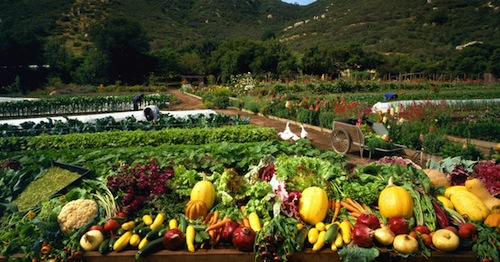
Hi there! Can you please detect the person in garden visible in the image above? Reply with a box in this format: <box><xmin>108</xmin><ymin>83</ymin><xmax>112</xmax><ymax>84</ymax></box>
<box><xmin>144</xmin><ymin>105</ymin><xmax>160</xmax><ymax>125</ymax></box>
<box><xmin>133</xmin><ymin>94</ymin><xmax>144</xmax><ymax>111</ymax></box>
<box><xmin>383</xmin><ymin>92</ymin><xmax>398</xmax><ymax>101</ymax></box>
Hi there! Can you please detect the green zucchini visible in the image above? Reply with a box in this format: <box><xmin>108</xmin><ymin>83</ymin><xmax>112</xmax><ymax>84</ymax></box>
<box><xmin>98</xmin><ymin>238</ymin><xmax>111</xmax><ymax>254</ymax></box>
<box><xmin>116</xmin><ymin>228</ymin><xmax>126</xmax><ymax>236</ymax></box>
<box><xmin>295</xmin><ymin>227</ymin><xmax>309</xmax><ymax>252</ymax></box>
<box><xmin>138</xmin><ymin>226</ymin><xmax>152</xmax><ymax>237</ymax></box>
<box><xmin>192</xmin><ymin>224</ymin><xmax>208</xmax><ymax>231</ymax></box>
<box><xmin>178</xmin><ymin>214</ymin><xmax>188</xmax><ymax>234</ymax></box>
<box><xmin>324</xmin><ymin>223</ymin><xmax>339</xmax><ymax>245</ymax></box>
<box><xmin>145</xmin><ymin>224</ymin><xmax>166</xmax><ymax>241</ymax></box>
<box><xmin>158</xmin><ymin>227</ymin><xmax>168</xmax><ymax>238</ymax></box>
<box><xmin>132</xmin><ymin>222</ymin><xmax>146</xmax><ymax>234</ymax></box>
<box><xmin>108</xmin><ymin>237</ymin><xmax>117</xmax><ymax>252</ymax></box>
<box><xmin>194</xmin><ymin>231</ymin><xmax>203</xmax><ymax>244</ymax></box>
<box><xmin>135</xmin><ymin>238</ymin><xmax>164</xmax><ymax>260</ymax></box>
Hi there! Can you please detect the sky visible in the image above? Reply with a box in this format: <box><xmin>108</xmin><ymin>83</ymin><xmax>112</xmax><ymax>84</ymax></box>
<box><xmin>281</xmin><ymin>0</ymin><xmax>317</xmax><ymax>5</ymax></box>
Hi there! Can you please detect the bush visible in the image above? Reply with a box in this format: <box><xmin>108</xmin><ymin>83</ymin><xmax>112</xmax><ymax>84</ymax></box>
<box><xmin>297</xmin><ymin>108</ymin><xmax>319</xmax><ymax>126</ymax></box>
<box><xmin>390</xmin><ymin>121</ymin><xmax>427</xmax><ymax>150</ymax></box>
<box><xmin>270</xmin><ymin>83</ymin><xmax>287</xmax><ymax>94</ymax></box>
<box><xmin>422</xmin><ymin>132</ymin><xmax>446</xmax><ymax>155</ymax></box>
<box><xmin>319</xmin><ymin>111</ymin><xmax>336</xmax><ymax>129</ymax></box>
<box><xmin>439</xmin><ymin>143</ymin><xmax>484</xmax><ymax>160</ymax></box>
<box><xmin>242</xmin><ymin>96</ymin><xmax>265</xmax><ymax>114</ymax></box>
<box><xmin>201</xmin><ymin>89</ymin><xmax>230</xmax><ymax>109</ymax></box>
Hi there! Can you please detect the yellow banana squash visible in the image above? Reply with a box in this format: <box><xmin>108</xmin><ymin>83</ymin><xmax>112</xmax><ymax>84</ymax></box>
<box><xmin>450</xmin><ymin>190</ymin><xmax>490</xmax><ymax>222</ymax></box>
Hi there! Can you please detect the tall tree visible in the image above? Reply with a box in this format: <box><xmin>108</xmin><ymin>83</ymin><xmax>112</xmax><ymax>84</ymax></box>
<box><xmin>86</xmin><ymin>18</ymin><xmax>154</xmax><ymax>85</ymax></box>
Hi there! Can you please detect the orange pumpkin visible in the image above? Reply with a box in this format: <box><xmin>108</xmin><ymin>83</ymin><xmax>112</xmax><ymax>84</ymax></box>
<box><xmin>185</xmin><ymin>200</ymin><xmax>208</xmax><ymax>220</ymax></box>
<box><xmin>484</xmin><ymin>207</ymin><xmax>500</xmax><ymax>227</ymax></box>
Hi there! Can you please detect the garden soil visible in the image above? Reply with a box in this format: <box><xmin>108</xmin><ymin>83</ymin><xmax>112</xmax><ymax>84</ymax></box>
<box><xmin>167</xmin><ymin>87</ymin><xmax>377</xmax><ymax>166</ymax></box>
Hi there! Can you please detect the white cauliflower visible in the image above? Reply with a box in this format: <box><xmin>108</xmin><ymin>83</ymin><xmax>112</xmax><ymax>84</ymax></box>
<box><xmin>57</xmin><ymin>199</ymin><xmax>99</xmax><ymax>234</ymax></box>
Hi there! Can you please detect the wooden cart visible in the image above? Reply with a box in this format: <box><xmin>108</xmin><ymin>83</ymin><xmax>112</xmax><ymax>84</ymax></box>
<box><xmin>330</xmin><ymin>119</ymin><xmax>406</xmax><ymax>159</ymax></box>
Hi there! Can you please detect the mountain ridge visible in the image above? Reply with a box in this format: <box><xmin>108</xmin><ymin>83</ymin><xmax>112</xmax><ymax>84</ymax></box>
<box><xmin>1</xmin><ymin>0</ymin><xmax>498</xmax><ymax>56</ymax></box>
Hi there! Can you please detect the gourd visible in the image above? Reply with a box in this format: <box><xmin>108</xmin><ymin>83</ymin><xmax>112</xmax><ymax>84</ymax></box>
<box><xmin>449</xmin><ymin>190</ymin><xmax>490</xmax><ymax>222</ymax></box>
<box><xmin>378</xmin><ymin>177</ymin><xmax>414</xmax><ymax>219</ymax></box>
<box><xmin>464</xmin><ymin>178</ymin><xmax>500</xmax><ymax>211</ymax></box>
<box><xmin>444</xmin><ymin>185</ymin><xmax>467</xmax><ymax>199</ymax></box>
<box><xmin>423</xmin><ymin>169</ymin><xmax>450</xmax><ymax>188</ymax></box>
<box><xmin>484</xmin><ymin>207</ymin><xmax>500</xmax><ymax>227</ymax></box>
<box><xmin>185</xmin><ymin>200</ymin><xmax>208</xmax><ymax>220</ymax></box>
<box><xmin>190</xmin><ymin>175</ymin><xmax>216</xmax><ymax>210</ymax></box>
<box><xmin>436</xmin><ymin>195</ymin><xmax>454</xmax><ymax>209</ymax></box>
<box><xmin>298</xmin><ymin>187</ymin><xmax>329</xmax><ymax>225</ymax></box>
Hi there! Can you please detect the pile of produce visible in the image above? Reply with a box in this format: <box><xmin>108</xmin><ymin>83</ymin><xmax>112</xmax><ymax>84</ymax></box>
<box><xmin>1</xmin><ymin>155</ymin><xmax>499</xmax><ymax>262</ymax></box>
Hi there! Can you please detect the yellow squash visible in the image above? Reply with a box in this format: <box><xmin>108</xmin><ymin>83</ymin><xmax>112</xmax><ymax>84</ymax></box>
<box><xmin>423</xmin><ymin>169</ymin><xmax>450</xmax><ymax>188</ymax></box>
<box><xmin>190</xmin><ymin>175</ymin><xmax>216</xmax><ymax>210</ymax></box>
<box><xmin>465</xmin><ymin>178</ymin><xmax>500</xmax><ymax>210</ymax></box>
<box><xmin>437</xmin><ymin>195</ymin><xmax>454</xmax><ymax>209</ymax></box>
<box><xmin>298</xmin><ymin>186</ymin><xmax>329</xmax><ymax>225</ymax></box>
<box><xmin>444</xmin><ymin>185</ymin><xmax>467</xmax><ymax>199</ymax></box>
<box><xmin>378</xmin><ymin>177</ymin><xmax>414</xmax><ymax>219</ymax></box>
<box><xmin>450</xmin><ymin>190</ymin><xmax>490</xmax><ymax>222</ymax></box>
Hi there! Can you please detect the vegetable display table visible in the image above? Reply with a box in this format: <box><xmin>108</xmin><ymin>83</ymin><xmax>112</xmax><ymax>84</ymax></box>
<box><xmin>77</xmin><ymin>249</ymin><xmax>477</xmax><ymax>262</ymax></box>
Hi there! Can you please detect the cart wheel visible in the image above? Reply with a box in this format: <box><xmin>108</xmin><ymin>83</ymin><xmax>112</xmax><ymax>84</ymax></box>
<box><xmin>330</xmin><ymin>128</ymin><xmax>351</xmax><ymax>154</ymax></box>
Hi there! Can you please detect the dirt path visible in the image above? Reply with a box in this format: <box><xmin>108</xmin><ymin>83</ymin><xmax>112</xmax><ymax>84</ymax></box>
<box><xmin>167</xmin><ymin>87</ymin><xmax>376</xmax><ymax>166</ymax></box>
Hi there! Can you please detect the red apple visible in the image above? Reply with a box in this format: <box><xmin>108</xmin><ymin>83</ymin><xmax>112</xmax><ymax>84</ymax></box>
<box><xmin>432</xmin><ymin>229</ymin><xmax>460</xmax><ymax>252</ymax></box>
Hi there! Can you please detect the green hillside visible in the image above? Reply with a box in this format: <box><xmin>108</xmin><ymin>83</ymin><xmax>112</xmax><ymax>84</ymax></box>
<box><xmin>281</xmin><ymin>0</ymin><xmax>500</xmax><ymax>56</ymax></box>
<box><xmin>2</xmin><ymin>0</ymin><xmax>498</xmax><ymax>56</ymax></box>
<box><xmin>0</xmin><ymin>0</ymin><xmax>499</xmax><ymax>89</ymax></box>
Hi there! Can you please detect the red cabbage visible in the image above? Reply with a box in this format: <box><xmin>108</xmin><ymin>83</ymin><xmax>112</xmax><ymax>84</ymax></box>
<box><xmin>473</xmin><ymin>160</ymin><xmax>500</xmax><ymax>196</ymax></box>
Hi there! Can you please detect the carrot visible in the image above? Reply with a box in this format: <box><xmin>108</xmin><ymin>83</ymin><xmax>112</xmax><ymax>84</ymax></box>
<box><xmin>205</xmin><ymin>216</ymin><xmax>231</xmax><ymax>232</ymax></box>
<box><xmin>210</xmin><ymin>210</ymin><xmax>219</xmax><ymax>226</ymax></box>
<box><xmin>214</xmin><ymin>228</ymin><xmax>222</xmax><ymax>244</ymax></box>
<box><xmin>349</xmin><ymin>212</ymin><xmax>361</xmax><ymax>218</ymax></box>
<box><xmin>208</xmin><ymin>229</ymin><xmax>216</xmax><ymax>244</ymax></box>
<box><xmin>345</xmin><ymin>197</ymin><xmax>365</xmax><ymax>213</ymax></box>
<box><xmin>240</xmin><ymin>205</ymin><xmax>245</xmax><ymax>214</ymax></box>
<box><xmin>242</xmin><ymin>217</ymin><xmax>250</xmax><ymax>228</ymax></box>
<box><xmin>340</xmin><ymin>200</ymin><xmax>360</xmax><ymax>213</ymax></box>
<box><xmin>331</xmin><ymin>199</ymin><xmax>341</xmax><ymax>223</ymax></box>
<box><xmin>202</xmin><ymin>212</ymin><xmax>213</xmax><ymax>225</ymax></box>
<box><xmin>361</xmin><ymin>203</ymin><xmax>371</xmax><ymax>213</ymax></box>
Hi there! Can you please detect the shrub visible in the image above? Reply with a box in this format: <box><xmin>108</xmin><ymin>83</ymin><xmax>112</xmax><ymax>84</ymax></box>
<box><xmin>319</xmin><ymin>111</ymin><xmax>336</xmax><ymax>129</ymax></box>
<box><xmin>439</xmin><ymin>143</ymin><xmax>484</xmax><ymax>160</ymax></box>
<box><xmin>201</xmin><ymin>89</ymin><xmax>230</xmax><ymax>109</ymax></box>
<box><xmin>422</xmin><ymin>132</ymin><xmax>446</xmax><ymax>155</ymax></box>
<box><xmin>242</xmin><ymin>96</ymin><xmax>264</xmax><ymax>114</ymax></box>
<box><xmin>297</xmin><ymin>108</ymin><xmax>319</xmax><ymax>126</ymax></box>
<box><xmin>270</xmin><ymin>83</ymin><xmax>287</xmax><ymax>94</ymax></box>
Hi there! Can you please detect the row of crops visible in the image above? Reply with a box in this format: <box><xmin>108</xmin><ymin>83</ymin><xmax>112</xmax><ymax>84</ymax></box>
<box><xmin>0</xmin><ymin>113</ymin><xmax>250</xmax><ymax>137</ymax></box>
<box><xmin>0</xmin><ymin>94</ymin><xmax>172</xmax><ymax>118</ymax></box>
